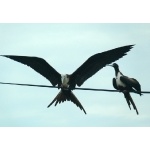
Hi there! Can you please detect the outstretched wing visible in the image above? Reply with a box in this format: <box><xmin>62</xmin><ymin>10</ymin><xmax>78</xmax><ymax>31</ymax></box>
<box><xmin>70</xmin><ymin>45</ymin><xmax>134</xmax><ymax>88</ymax></box>
<box><xmin>1</xmin><ymin>55</ymin><xmax>61</xmax><ymax>86</ymax></box>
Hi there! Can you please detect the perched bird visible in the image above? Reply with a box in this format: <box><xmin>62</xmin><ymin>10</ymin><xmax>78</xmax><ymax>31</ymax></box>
<box><xmin>1</xmin><ymin>45</ymin><xmax>133</xmax><ymax>114</ymax></box>
<box><xmin>108</xmin><ymin>63</ymin><xmax>142</xmax><ymax>115</ymax></box>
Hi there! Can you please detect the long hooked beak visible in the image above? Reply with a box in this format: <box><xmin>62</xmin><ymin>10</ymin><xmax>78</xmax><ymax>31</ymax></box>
<box><xmin>107</xmin><ymin>64</ymin><xmax>113</xmax><ymax>67</ymax></box>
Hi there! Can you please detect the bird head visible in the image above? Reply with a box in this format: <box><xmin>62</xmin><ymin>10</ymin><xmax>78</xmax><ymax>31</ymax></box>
<box><xmin>107</xmin><ymin>63</ymin><xmax>119</xmax><ymax>69</ymax></box>
<box><xmin>112</xmin><ymin>63</ymin><xmax>119</xmax><ymax>69</ymax></box>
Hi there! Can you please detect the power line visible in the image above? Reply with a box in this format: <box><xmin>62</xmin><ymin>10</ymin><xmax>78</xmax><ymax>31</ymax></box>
<box><xmin>0</xmin><ymin>81</ymin><xmax>150</xmax><ymax>94</ymax></box>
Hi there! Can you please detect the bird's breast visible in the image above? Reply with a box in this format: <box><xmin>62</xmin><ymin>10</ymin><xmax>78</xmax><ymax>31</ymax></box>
<box><xmin>61</xmin><ymin>74</ymin><xmax>70</xmax><ymax>88</ymax></box>
<box><xmin>116</xmin><ymin>72</ymin><xmax>126</xmax><ymax>88</ymax></box>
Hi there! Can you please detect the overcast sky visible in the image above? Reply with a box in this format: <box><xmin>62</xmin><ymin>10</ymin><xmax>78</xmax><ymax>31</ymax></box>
<box><xmin>0</xmin><ymin>23</ymin><xmax>150</xmax><ymax>127</ymax></box>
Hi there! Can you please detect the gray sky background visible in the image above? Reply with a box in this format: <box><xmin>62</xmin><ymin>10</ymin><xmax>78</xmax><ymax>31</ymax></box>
<box><xmin>0</xmin><ymin>23</ymin><xmax>150</xmax><ymax>127</ymax></box>
<box><xmin>1</xmin><ymin>0</ymin><xmax>150</xmax><ymax>149</ymax></box>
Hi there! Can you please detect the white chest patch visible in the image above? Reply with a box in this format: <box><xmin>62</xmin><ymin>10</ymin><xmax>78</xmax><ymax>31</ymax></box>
<box><xmin>116</xmin><ymin>72</ymin><xmax>126</xmax><ymax>88</ymax></box>
<box><xmin>61</xmin><ymin>74</ymin><xmax>69</xmax><ymax>88</ymax></box>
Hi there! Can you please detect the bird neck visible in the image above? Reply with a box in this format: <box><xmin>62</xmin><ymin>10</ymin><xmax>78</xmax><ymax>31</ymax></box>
<box><xmin>114</xmin><ymin>67</ymin><xmax>120</xmax><ymax>77</ymax></box>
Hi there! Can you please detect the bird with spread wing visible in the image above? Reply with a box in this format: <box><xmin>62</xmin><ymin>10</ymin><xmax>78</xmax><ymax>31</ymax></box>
<box><xmin>1</xmin><ymin>45</ymin><xmax>134</xmax><ymax>114</ymax></box>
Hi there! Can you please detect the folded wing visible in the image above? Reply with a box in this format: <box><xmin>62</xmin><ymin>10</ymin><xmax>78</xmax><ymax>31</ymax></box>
<box><xmin>120</xmin><ymin>75</ymin><xmax>141</xmax><ymax>95</ymax></box>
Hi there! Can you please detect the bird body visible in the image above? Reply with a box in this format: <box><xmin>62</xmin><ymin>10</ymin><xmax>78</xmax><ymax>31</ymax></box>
<box><xmin>109</xmin><ymin>63</ymin><xmax>141</xmax><ymax>115</ymax></box>
<box><xmin>1</xmin><ymin>45</ymin><xmax>134</xmax><ymax>114</ymax></box>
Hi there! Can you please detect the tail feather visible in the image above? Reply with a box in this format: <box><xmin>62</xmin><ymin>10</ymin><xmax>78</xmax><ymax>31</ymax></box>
<box><xmin>47</xmin><ymin>90</ymin><xmax>86</xmax><ymax>114</ymax></box>
<box><xmin>125</xmin><ymin>97</ymin><xmax>131</xmax><ymax>110</ymax></box>
<box><xmin>69</xmin><ymin>91</ymin><xmax>87</xmax><ymax>114</ymax></box>
<box><xmin>123</xmin><ymin>91</ymin><xmax>139</xmax><ymax>115</ymax></box>
<box><xmin>47</xmin><ymin>91</ymin><xmax>61</xmax><ymax>107</ymax></box>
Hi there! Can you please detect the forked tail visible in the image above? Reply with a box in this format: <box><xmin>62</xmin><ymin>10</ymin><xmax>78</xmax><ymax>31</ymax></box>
<box><xmin>47</xmin><ymin>90</ymin><xmax>86</xmax><ymax>114</ymax></box>
<box><xmin>123</xmin><ymin>90</ymin><xmax>139</xmax><ymax>115</ymax></box>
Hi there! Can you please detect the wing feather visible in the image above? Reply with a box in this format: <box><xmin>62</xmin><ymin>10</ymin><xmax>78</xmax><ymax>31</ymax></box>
<box><xmin>1</xmin><ymin>55</ymin><xmax>61</xmax><ymax>86</ymax></box>
<box><xmin>71</xmin><ymin>45</ymin><xmax>134</xmax><ymax>87</ymax></box>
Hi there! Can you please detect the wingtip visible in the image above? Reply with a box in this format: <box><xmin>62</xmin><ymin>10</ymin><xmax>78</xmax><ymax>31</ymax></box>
<box><xmin>121</xmin><ymin>44</ymin><xmax>135</xmax><ymax>50</ymax></box>
<box><xmin>121</xmin><ymin>44</ymin><xmax>135</xmax><ymax>54</ymax></box>
<box><xmin>125</xmin><ymin>44</ymin><xmax>135</xmax><ymax>50</ymax></box>
<box><xmin>0</xmin><ymin>55</ymin><xmax>10</xmax><ymax>58</ymax></box>
<box><xmin>130</xmin><ymin>44</ymin><xmax>135</xmax><ymax>49</ymax></box>
<box><xmin>1</xmin><ymin>55</ymin><xmax>24</xmax><ymax>57</ymax></box>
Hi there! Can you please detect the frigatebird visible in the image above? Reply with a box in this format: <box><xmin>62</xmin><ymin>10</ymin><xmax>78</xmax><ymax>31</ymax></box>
<box><xmin>1</xmin><ymin>45</ymin><xmax>134</xmax><ymax>114</ymax></box>
<box><xmin>108</xmin><ymin>63</ymin><xmax>142</xmax><ymax>115</ymax></box>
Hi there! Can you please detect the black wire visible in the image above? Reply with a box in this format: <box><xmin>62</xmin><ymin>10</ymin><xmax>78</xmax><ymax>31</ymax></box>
<box><xmin>0</xmin><ymin>81</ymin><xmax>150</xmax><ymax>94</ymax></box>
<box><xmin>0</xmin><ymin>82</ymin><xmax>56</xmax><ymax>88</ymax></box>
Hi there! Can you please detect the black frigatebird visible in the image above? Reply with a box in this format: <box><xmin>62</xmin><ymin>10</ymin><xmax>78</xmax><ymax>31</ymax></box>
<box><xmin>108</xmin><ymin>63</ymin><xmax>142</xmax><ymax>115</ymax></box>
<box><xmin>1</xmin><ymin>45</ymin><xmax>134</xmax><ymax>114</ymax></box>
